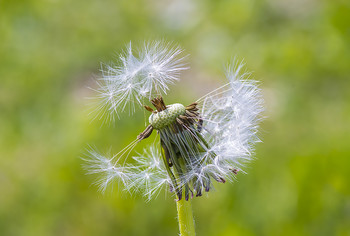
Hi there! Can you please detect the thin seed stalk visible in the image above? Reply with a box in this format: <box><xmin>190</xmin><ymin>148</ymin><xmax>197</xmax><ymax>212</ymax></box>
<box><xmin>176</xmin><ymin>197</ymin><xmax>196</xmax><ymax>236</ymax></box>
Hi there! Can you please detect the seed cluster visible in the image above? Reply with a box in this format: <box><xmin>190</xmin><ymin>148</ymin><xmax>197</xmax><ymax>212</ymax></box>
<box><xmin>86</xmin><ymin>42</ymin><xmax>263</xmax><ymax>203</ymax></box>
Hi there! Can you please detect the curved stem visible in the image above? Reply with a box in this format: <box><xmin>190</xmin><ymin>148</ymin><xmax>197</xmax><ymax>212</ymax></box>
<box><xmin>176</xmin><ymin>199</ymin><xmax>196</xmax><ymax>236</ymax></box>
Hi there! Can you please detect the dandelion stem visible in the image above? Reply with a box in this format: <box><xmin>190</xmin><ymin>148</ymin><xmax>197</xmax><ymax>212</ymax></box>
<box><xmin>176</xmin><ymin>198</ymin><xmax>196</xmax><ymax>236</ymax></box>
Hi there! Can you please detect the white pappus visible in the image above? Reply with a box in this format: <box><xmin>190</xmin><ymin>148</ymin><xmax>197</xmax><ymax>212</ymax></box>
<box><xmin>85</xmin><ymin>41</ymin><xmax>264</xmax><ymax>201</ymax></box>
<box><xmin>89</xmin><ymin>41</ymin><xmax>188</xmax><ymax>123</ymax></box>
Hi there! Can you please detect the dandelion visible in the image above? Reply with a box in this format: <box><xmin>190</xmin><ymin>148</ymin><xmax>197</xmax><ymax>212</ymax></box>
<box><xmin>84</xmin><ymin>41</ymin><xmax>264</xmax><ymax>236</ymax></box>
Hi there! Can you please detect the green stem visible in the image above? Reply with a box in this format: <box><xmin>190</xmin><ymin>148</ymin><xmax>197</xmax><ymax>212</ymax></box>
<box><xmin>176</xmin><ymin>198</ymin><xmax>196</xmax><ymax>236</ymax></box>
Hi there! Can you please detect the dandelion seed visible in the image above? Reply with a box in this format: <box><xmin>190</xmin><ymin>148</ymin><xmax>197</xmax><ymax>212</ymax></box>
<box><xmin>85</xmin><ymin>42</ymin><xmax>263</xmax><ymax>202</ymax></box>
<box><xmin>89</xmin><ymin>41</ymin><xmax>188</xmax><ymax>123</ymax></box>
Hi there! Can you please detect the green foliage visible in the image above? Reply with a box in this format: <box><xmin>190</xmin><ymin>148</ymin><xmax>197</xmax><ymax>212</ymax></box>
<box><xmin>1</xmin><ymin>0</ymin><xmax>349</xmax><ymax>235</ymax></box>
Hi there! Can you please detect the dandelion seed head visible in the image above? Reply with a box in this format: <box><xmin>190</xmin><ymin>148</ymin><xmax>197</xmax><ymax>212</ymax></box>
<box><xmin>85</xmin><ymin>45</ymin><xmax>263</xmax><ymax>201</ymax></box>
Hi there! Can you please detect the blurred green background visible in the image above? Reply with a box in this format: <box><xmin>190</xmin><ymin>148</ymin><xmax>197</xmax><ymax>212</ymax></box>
<box><xmin>1</xmin><ymin>0</ymin><xmax>350</xmax><ymax>235</ymax></box>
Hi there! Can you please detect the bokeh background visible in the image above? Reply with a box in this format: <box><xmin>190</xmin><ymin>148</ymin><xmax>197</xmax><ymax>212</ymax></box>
<box><xmin>1</xmin><ymin>0</ymin><xmax>350</xmax><ymax>235</ymax></box>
